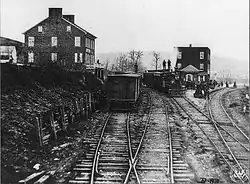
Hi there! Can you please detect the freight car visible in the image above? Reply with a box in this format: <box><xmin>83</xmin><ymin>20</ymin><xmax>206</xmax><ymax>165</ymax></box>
<box><xmin>106</xmin><ymin>73</ymin><xmax>141</xmax><ymax>111</ymax></box>
<box><xmin>143</xmin><ymin>70</ymin><xmax>185</xmax><ymax>96</ymax></box>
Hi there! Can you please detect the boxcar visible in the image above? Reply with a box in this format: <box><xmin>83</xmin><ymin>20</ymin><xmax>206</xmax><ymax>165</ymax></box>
<box><xmin>106</xmin><ymin>73</ymin><xmax>141</xmax><ymax>111</ymax></box>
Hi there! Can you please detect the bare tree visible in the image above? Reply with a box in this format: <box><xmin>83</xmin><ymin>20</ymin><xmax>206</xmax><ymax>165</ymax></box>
<box><xmin>114</xmin><ymin>53</ymin><xmax>128</xmax><ymax>72</ymax></box>
<box><xmin>219</xmin><ymin>69</ymin><xmax>232</xmax><ymax>83</ymax></box>
<box><xmin>112</xmin><ymin>50</ymin><xmax>145</xmax><ymax>72</ymax></box>
<box><xmin>128</xmin><ymin>49</ymin><xmax>144</xmax><ymax>72</ymax></box>
<box><xmin>152</xmin><ymin>51</ymin><xmax>160</xmax><ymax>70</ymax></box>
<box><xmin>104</xmin><ymin>59</ymin><xmax>110</xmax><ymax>70</ymax></box>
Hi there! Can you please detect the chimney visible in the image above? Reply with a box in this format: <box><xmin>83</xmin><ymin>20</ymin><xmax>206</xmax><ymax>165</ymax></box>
<box><xmin>49</xmin><ymin>8</ymin><xmax>62</xmax><ymax>17</ymax></box>
<box><xmin>63</xmin><ymin>15</ymin><xmax>75</xmax><ymax>24</ymax></box>
<box><xmin>189</xmin><ymin>44</ymin><xmax>192</xmax><ymax>47</ymax></box>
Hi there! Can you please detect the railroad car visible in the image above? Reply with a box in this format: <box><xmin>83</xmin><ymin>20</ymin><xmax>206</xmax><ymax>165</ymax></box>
<box><xmin>106</xmin><ymin>73</ymin><xmax>141</xmax><ymax>111</ymax></box>
<box><xmin>143</xmin><ymin>70</ymin><xmax>185</xmax><ymax>96</ymax></box>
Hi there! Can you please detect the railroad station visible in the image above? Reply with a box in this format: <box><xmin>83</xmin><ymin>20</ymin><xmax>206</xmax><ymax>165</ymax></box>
<box><xmin>1</xmin><ymin>3</ymin><xmax>249</xmax><ymax>184</ymax></box>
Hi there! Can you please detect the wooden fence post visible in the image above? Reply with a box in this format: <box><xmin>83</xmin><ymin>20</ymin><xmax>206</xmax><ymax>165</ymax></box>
<box><xmin>75</xmin><ymin>99</ymin><xmax>80</xmax><ymax>122</ymax></box>
<box><xmin>61</xmin><ymin>106</ymin><xmax>66</xmax><ymax>131</ymax></box>
<box><xmin>50</xmin><ymin>111</ymin><xmax>57</xmax><ymax>144</ymax></box>
<box><xmin>36</xmin><ymin>116</ymin><xmax>43</xmax><ymax>147</ymax></box>
<box><xmin>92</xmin><ymin>93</ymin><xmax>95</xmax><ymax>112</ymax></box>
<box><xmin>85</xmin><ymin>93</ymin><xmax>89</xmax><ymax>119</ymax></box>
<box><xmin>80</xmin><ymin>98</ymin><xmax>83</xmax><ymax>118</ymax></box>
<box><xmin>88</xmin><ymin>92</ymin><xmax>92</xmax><ymax>113</ymax></box>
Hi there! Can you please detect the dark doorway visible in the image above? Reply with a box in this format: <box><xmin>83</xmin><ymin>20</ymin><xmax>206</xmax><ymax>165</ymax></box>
<box><xmin>39</xmin><ymin>52</ymin><xmax>50</xmax><ymax>64</ymax></box>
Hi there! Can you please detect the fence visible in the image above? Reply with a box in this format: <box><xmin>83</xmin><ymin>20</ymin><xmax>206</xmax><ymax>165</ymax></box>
<box><xmin>35</xmin><ymin>91</ymin><xmax>95</xmax><ymax>148</ymax></box>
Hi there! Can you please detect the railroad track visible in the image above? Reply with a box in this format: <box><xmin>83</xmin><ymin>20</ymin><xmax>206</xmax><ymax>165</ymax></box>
<box><xmin>169</xmin><ymin>92</ymin><xmax>249</xmax><ymax>183</ymax></box>
<box><xmin>68</xmin><ymin>90</ymin><xmax>152</xmax><ymax>183</ymax></box>
<box><xmin>208</xmin><ymin>88</ymin><xmax>249</xmax><ymax>181</ymax></box>
<box><xmin>220</xmin><ymin>88</ymin><xmax>249</xmax><ymax>136</ymax></box>
<box><xmin>68</xmin><ymin>88</ymin><xmax>197</xmax><ymax>183</ymax></box>
<box><xmin>127</xmin><ymin>90</ymin><xmax>194</xmax><ymax>183</ymax></box>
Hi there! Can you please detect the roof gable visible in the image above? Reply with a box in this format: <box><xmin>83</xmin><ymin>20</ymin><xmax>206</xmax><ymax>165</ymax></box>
<box><xmin>23</xmin><ymin>18</ymin><xmax>49</xmax><ymax>34</ymax></box>
<box><xmin>23</xmin><ymin>16</ymin><xmax>97</xmax><ymax>39</ymax></box>
<box><xmin>180</xmin><ymin>65</ymin><xmax>200</xmax><ymax>73</ymax></box>
<box><xmin>62</xmin><ymin>18</ymin><xmax>97</xmax><ymax>38</ymax></box>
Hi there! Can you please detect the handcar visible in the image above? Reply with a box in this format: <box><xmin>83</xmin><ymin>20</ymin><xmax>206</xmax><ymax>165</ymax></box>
<box><xmin>106</xmin><ymin>73</ymin><xmax>141</xmax><ymax>111</ymax></box>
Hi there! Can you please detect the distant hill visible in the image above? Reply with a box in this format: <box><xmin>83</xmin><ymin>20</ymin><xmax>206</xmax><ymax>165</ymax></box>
<box><xmin>96</xmin><ymin>51</ymin><xmax>249</xmax><ymax>81</ymax></box>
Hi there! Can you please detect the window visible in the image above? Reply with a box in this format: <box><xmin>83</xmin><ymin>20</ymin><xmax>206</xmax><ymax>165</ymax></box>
<box><xmin>92</xmin><ymin>55</ymin><xmax>95</xmax><ymax>64</ymax></box>
<box><xmin>75</xmin><ymin>37</ymin><xmax>81</xmax><ymax>47</ymax></box>
<box><xmin>177</xmin><ymin>52</ymin><xmax>182</xmax><ymax>59</ymax></box>
<box><xmin>200</xmin><ymin>52</ymin><xmax>204</xmax><ymax>59</ymax></box>
<box><xmin>85</xmin><ymin>53</ymin><xmax>90</xmax><ymax>64</ymax></box>
<box><xmin>51</xmin><ymin>53</ymin><xmax>57</xmax><ymax>61</ymax></box>
<box><xmin>200</xmin><ymin>63</ymin><xmax>204</xmax><ymax>70</ymax></box>
<box><xmin>186</xmin><ymin>74</ymin><xmax>193</xmax><ymax>81</ymax></box>
<box><xmin>90</xmin><ymin>40</ymin><xmax>92</xmax><ymax>49</ymax></box>
<box><xmin>38</xmin><ymin>26</ymin><xmax>43</xmax><ymax>32</ymax></box>
<box><xmin>75</xmin><ymin>53</ymin><xmax>78</xmax><ymax>63</ymax></box>
<box><xmin>85</xmin><ymin>53</ymin><xmax>88</xmax><ymax>63</ymax></box>
<box><xmin>51</xmin><ymin>37</ymin><xmax>57</xmax><ymax>46</ymax></box>
<box><xmin>66</xmin><ymin>26</ymin><xmax>71</xmax><ymax>32</ymax></box>
<box><xmin>28</xmin><ymin>52</ymin><xmax>34</xmax><ymax>63</ymax></box>
<box><xmin>79</xmin><ymin>53</ymin><xmax>83</xmax><ymax>63</ymax></box>
<box><xmin>86</xmin><ymin>38</ymin><xmax>92</xmax><ymax>48</ymax></box>
<box><xmin>177</xmin><ymin>63</ymin><xmax>182</xmax><ymax>69</ymax></box>
<box><xmin>90</xmin><ymin>40</ymin><xmax>94</xmax><ymax>49</ymax></box>
<box><xmin>28</xmin><ymin>37</ymin><xmax>34</xmax><ymax>47</ymax></box>
<box><xmin>86</xmin><ymin>48</ymin><xmax>90</xmax><ymax>53</ymax></box>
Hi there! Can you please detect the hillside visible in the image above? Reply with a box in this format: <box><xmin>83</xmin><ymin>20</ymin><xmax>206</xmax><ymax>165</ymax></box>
<box><xmin>1</xmin><ymin>63</ymin><xmax>103</xmax><ymax>183</ymax></box>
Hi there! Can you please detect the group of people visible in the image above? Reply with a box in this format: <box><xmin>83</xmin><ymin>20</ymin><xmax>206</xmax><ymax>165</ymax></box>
<box><xmin>193</xmin><ymin>81</ymin><xmax>210</xmax><ymax>99</ymax></box>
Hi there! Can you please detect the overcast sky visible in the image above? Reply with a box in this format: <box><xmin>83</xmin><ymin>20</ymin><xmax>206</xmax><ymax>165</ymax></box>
<box><xmin>1</xmin><ymin>0</ymin><xmax>249</xmax><ymax>60</ymax></box>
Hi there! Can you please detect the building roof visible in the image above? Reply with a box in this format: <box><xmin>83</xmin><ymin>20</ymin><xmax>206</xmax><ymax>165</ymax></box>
<box><xmin>198</xmin><ymin>71</ymin><xmax>209</xmax><ymax>76</ymax></box>
<box><xmin>180</xmin><ymin>65</ymin><xmax>200</xmax><ymax>73</ymax></box>
<box><xmin>108</xmin><ymin>73</ymin><xmax>141</xmax><ymax>78</ymax></box>
<box><xmin>23</xmin><ymin>17</ymin><xmax>97</xmax><ymax>39</ymax></box>
<box><xmin>0</xmin><ymin>37</ymin><xmax>24</xmax><ymax>46</ymax></box>
<box><xmin>178</xmin><ymin>46</ymin><xmax>210</xmax><ymax>49</ymax></box>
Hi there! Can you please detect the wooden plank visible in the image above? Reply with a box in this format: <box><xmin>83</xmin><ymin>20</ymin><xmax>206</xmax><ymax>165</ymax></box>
<box><xmin>34</xmin><ymin>175</ymin><xmax>50</xmax><ymax>184</ymax></box>
<box><xmin>36</xmin><ymin>117</ymin><xmax>43</xmax><ymax>147</ymax></box>
<box><xmin>18</xmin><ymin>171</ymin><xmax>45</xmax><ymax>183</ymax></box>
<box><xmin>50</xmin><ymin>111</ymin><xmax>57</xmax><ymax>143</ymax></box>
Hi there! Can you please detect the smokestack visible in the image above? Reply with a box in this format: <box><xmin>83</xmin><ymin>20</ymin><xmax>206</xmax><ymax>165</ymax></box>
<box><xmin>63</xmin><ymin>15</ymin><xmax>75</xmax><ymax>24</ymax></box>
<box><xmin>49</xmin><ymin>8</ymin><xmax>62</xmax><ymax>18</ymax></box>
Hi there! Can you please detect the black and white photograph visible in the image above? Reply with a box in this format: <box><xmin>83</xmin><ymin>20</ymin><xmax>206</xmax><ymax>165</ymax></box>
<box><xmin>1</xmin><ymin>0</ymin><xmax>249</xmax><ymax>183</ymax></box>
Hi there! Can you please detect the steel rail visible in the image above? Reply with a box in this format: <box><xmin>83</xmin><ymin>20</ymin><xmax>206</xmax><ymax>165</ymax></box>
<box><xmin>208</xmin><ymin>91</ymin><xmax>249</xmax><ymax>182</ymax></box>
<box><xmin>171</xmin><ymin>97</ymin><xmax>246</xmax><ymax>184</ymax></box>
<box><xmin>219</xmin><ymin>89</ymin><xmax>249</xmax><ymax>141</ymax></box>
<box><xmin>163</xmin><ymin>100</ymin><xmax>174</xmax><ymax>183</ymax></box>
<box><xmin>90</xmin><ymin>113</ymin><xmax>112</xmax><ymax>184</ymax></box>
<box><xmin>124</xmin><ymin>92</ymin><xmax>152</xmax><ymax>184</ymax></box>
<box><xmin>125</xmin><ymin>112</ymin><xmax>141</xmax><ymax>184</ymax></box>
<box><xmin>184</xmin><ymin>94</ymin><xmax>249</xmax><ymax>174</ymax></box>
<box><xmin>184</xmin><ymin>95</ymin><xmax>249</xmax><ymax>151</ymax></box>
<box><xmin>217</xmin><ymin>125</ymin><xmax>249</xmax><ymax>152</ymax></box>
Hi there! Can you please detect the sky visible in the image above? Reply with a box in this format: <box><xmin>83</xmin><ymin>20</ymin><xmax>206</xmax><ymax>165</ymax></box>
<box><xmin>1</xmin><ymin>0</ymin><xmax>249</xmax><ymax>60</ymax></box>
